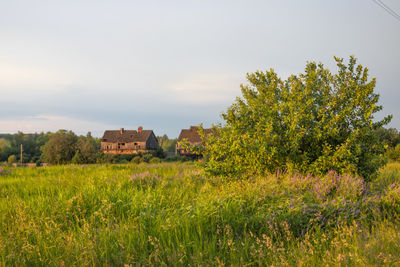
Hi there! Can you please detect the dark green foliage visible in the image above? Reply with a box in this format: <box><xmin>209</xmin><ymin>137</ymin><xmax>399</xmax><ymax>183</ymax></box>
<box><xmin>71</xmin><ymin>150</ymin><xmax>85</xmax><ymax>164</ymax></box>
<box><xmin>387</xmin><ymin>144</ymin><xmax>400</xmax><ymax>161</ymax></box>
<box><xmin>157</xmin><ymin>134</ymin><xmax>177</xmax><ymax>152</ymax></box>
<box><xmin>40</xmin><ymin>130</ymin><xmax>101</xmax><ymax>165</ymax></box>
<box><xmin>0</xmin><ymin>139</ymin><xmax>10</xmax><ymax>158</ymax></box>
<box><xmin>0</xmin><ymin>132</ymin><xmax>49</xmax><ymax>163</ymax></box>
<box><xmin>7</xmin><ymin>155</ymin><xmax>16</xmax><ymax>164</ymax></box>
<box><xmin>98</xmin><ymin>153</ymin><xmax>141</xmax><ymax>164</ymax></box>
<box><xmin>97</xmin><ymin>153</ymin><xmax>114</xmax><ymax>164</ymax></box>
<box><xmin>149</xmin><ymin>157</ymin><xmax>161</xmax><ymax>164</ymax></box>
<box><xmin>141</xmin><ymin>153</ymin><xmax>153</xmax><ymax>163</ymax></box>
<box><xmin>151</xmin><ymin>147</ymin><xmax>166</xmax><ymax>159</ymax></box>
<box><xmin>0</xmin><ymin>131</ymin><xmax>102</xmax><ymax>165</ymax></box>
<box><xmin>118</xmin><ymin>154</ymin><xmax>136</xmax><ymax>163</ymax></box>
<box><xmin>200</xmin><ymin>57</ymin><xmax>391</xmax><ymax>180</ymax></box>
<box><xmin>131</xmin><ymin>155</ymin><xmax>141</xmax><ymax>164</ymax></box>
<box><xmin>375</xmin><ymin>127</ymin><xmax>400</xmax><ymax>148</ymax></box>
<box><xmin>163</xmin><ymin>155</ymin><xmax>192</xmax><ymax>162</ymax></box>
<box><xmin>40</xmin><ymin>130</ymin><xmax>78</xmax><ymax>164</ymax></box>
<box><xmin>74</xmin><ymin>132</ymin><xmax>99</xmax><ymax>164</ymax></box>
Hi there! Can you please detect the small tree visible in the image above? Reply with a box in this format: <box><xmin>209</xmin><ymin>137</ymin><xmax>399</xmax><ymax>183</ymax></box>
<box><xmin>71</xmin><ymin>150</ymin><xmax>85</xmax><ymax>164</ymax></box>
<box><xmin>40</xmin><ymin>130</ymin><xmax>78</xmax><ymax>164</ymax></box>
<box><xmin>8</xmin><ymin>155</ymin><xmax>16</xmax><ymax>164</ymax></box>
<box><xmin>200</xmin><ymin>56</ymin><xmax>391</xmax><ymax>180</ymax></box>
<box><xmin>75</xmin><ymin>133</ymin><xmax>99</xmax><ymax>164</ymax></box>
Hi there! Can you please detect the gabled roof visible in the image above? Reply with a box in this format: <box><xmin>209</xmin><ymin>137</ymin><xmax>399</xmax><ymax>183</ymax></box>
<box><xmin>177</xmin><ymin>126</ymin><xmax>214</xmax><ymax>143</ymax></box>
<box><xmin>102</xmin><ymin>129</ymin><xmax>154</xmax><ymax>143</ymax></box>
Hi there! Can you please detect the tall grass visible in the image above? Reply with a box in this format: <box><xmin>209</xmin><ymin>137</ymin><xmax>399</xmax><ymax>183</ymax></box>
<box><xmin>0</xmin><ymin>162</ymin><xmax>399</xmax><ymax>266</ymax></box>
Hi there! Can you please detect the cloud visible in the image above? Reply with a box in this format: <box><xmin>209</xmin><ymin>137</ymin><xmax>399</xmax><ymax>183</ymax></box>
<box><xmin>0</xmin><ymin>63</ymin><xmax>71</xmax><ymax>94</ymax></box>
<box><xmin>168</xmin><ymin>73</ymin><xmax>243</xmax><ymax>104</ymax></box>
<box><xmin>0</xmin><ymin>114</ymin><xmax>116</xmax><ymax>136</ymax></box>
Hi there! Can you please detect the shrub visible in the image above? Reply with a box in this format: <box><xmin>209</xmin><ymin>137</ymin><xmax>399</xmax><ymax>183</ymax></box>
<box><xmin>387</xmin><ymin>144</ymin><xmax>400</xmax><ymax>162</ymax></box>
<box><xmin>151</xmin><ymin>148</ymin><xmax>166</xmax><ymax>158</ymax></box>
<box><xmin>97</xmin><ymin>153</ymin><xmax>114</xmax><ymax>164</ymax></box>
<box><xmin>7</xmin><ymin>155</ymin><xmax>16</xmax><ymax>164</ymax></box>
<box><xmin>142</xmin><ymin>153</ymin><xmax>153</xmax><ymax>163</ymax></box>
<box><xmin>40</xmin><ymin>130</ymin><xmax>78</xmax><ymax>164</ymax></box>
<box><xmin>131</xmin><ymin>156</ymin><xmax>141</xmax><ymax>164</ymax></box>
<box><xmin>200</xmin><ymin>57</ymin><xmax>391</xmax><ymax>180</ymax></box>
<box><xmin>149</xmin><ymin>157</ymin><xmax>161</xmax><ymax>164</ymax></box>
<box><xmin>71</xmin><ymin>151</ymin><xmax>84</xmax><ymax>164</ymax></box>
<box><xmin>163</xmin><ymin>155</ymin><xmax>192</xmax><ymax>162</ymax></box>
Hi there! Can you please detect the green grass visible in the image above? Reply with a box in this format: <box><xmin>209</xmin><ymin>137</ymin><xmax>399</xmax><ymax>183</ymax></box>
<box><xmin>1</xmin><ymin>162</ymin><xmax>399</xmax><ymax>266</ymax></box>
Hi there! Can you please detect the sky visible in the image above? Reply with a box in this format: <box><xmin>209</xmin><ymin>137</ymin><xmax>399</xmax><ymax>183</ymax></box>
<box><xmin>0</xmin><ymin>0</ymin><xmax>399</xmax><ymax>138</ymax></box>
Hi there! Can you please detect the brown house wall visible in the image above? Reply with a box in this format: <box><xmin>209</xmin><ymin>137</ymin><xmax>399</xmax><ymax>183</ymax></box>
<box><xmin>101</xmin><ymin>138</ymin><xmax>158</xmax><ymax>155</ymax></box>
<box><xmin>146</xmin><ymin>132</ymin><xmax>159</xmax><ymax>150</ymax></box>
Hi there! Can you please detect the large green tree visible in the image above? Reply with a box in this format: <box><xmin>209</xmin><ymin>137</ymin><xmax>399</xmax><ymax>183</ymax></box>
<box><xmin>200</xmin><ymin>56</ymin><xmax>391</xmax><ymax>180</ymax></box>
<box><xmin>41</xmin><ymin>130</ymin><xmax>78</xmax><ymax>164</ymax></box>
<box><xmin>72</xmin><ymin>132</ymin><xmax>99</xmax><ymax>164</ymax></box>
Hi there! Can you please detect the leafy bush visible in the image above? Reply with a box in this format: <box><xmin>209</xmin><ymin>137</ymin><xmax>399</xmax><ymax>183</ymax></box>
<box><xmin>141</xmin><ymin>153</ymin><xmax>153</xmax><ymax>163</ymax></box>
<box><xmin>200</xmin><ymin>57</ymin><xmax>391</xmax><ymax>180</ymax></box>
<box><xmin>40</xmin><ymin>130</ymin><xmax>78</xmax><ymax>164</ymax></box>
<box><xmin>151</xmin><ymin>148</ymin><xmax>166</xmax><ymax>159</ymax></box>
<box><xmin>71</xmin><ymin>151</ymin><xmax>85</xmax><ymax>164</ymax></box>
<box><xmin>387</xmin><ymin>144</ymin><xmax>400</xmax><ymax>162</ymax></box>
<box><xmin>7</xmin><ymin>155</ymin><xmax>16</xmax><ymax>164</ymax></box>
<box><xmin>163</xmin><ymin>155</ymin><xmax>192</xmax><ymax>162</ymax></box>
<box><xmin>117</xmin><ymin>154</ymin><xmax>135</xmax><ymax>163</ymax></box>
<box><xmin>149</xmin><ymin>157</ymin><xmax>161</xmax><ymax>164</ymax></box>
<box><xmin>97</xmin><ymin>153</ymin><xmax>114</xmax><ymax>163</ymax></box>
<box><xmin>131</xmin><ymin>155</ymin><xmax>141</xmax><ymax>164</ymax></box>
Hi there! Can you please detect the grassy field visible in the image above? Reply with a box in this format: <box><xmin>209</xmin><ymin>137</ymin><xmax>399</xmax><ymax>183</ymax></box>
<box><xmin>1</xmin><ymin>162</ymin><xmax>399</xmax><ymax>266</ymax></box>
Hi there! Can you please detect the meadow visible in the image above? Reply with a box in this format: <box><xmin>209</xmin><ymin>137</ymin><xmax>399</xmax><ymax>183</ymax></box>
<box><xmin>0</xmin><ymin>162</ymin><xmax>399</xmax><ymax>266</ymax></box>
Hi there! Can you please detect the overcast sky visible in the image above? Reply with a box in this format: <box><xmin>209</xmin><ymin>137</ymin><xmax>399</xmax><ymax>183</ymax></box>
<box><xmin>1</xmin><ymin>0</ymin><xmax>399</xmax><ymax>138</ymax></box>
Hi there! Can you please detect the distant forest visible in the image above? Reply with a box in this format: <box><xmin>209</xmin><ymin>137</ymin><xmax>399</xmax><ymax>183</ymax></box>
<box><xmin>1</xmin><ymin>128</ymin><xmax>399</xmax><ymax>165</ymax></box>
<box><xmin>0</xmin><ymin>131</ymin><xmax>178</xmax><ymax>165</ymax></box>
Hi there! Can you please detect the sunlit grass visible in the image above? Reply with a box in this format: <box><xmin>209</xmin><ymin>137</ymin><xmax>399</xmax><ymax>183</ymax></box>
<box><xmin>0</xmin><ymin>162</ymin><xmax>399</xmax><ymax>266</ymax></box>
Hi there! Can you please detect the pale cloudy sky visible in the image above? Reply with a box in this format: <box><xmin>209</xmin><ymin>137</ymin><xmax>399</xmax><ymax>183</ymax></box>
<box><xmin>0</xmin><ymin>0</ymin><xmax>399</xmax><ymax>137</ymax></box>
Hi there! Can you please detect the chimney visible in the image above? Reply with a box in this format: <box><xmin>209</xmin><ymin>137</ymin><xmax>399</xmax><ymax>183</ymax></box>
<box><xmin>120</xmin><ymin>128</ymin><xmax>124</xmax><ymax>134</ymax></box>
<box><xmin>138</xmin><ymin>126</ymin><xmax>143</xmax><ymax>133</ymax></box>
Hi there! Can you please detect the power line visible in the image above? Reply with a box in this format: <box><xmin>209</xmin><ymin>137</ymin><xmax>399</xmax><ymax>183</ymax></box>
<box><xmin>373</xmin><ymin>0</ymin><xmax>400</xmax><ymax>20</ymax></box>
<box><xmin>377</xmin><ymin>0</ymin><xmax>400</xmax><ymax>19</ymax></box>
<box><xmin>374</xmin><ymin>0</ymin><xmax>400</xmax><ymax>20</ymax></box>
<box><xmin>371</xmin><ymin>0</ymin><xmax>400</xmax><ymax>22</ymax></box>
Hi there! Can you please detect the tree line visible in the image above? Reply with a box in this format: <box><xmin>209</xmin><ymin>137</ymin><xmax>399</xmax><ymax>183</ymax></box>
<box><xmin>0</xmin><ymin>130</ymin><xmax>179</xmax><ymax>165</ymax></box>
<box><xmin>0</xmin><ymin>125</ymin><xmax>399</xmax><ymax>167</ymax></box>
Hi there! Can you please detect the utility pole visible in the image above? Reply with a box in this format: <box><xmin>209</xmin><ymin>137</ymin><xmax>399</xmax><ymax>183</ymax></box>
<box><xmin>20</xmin><ymin>144</ymin><xmax>23</xmax><ymax>165</ymax></box>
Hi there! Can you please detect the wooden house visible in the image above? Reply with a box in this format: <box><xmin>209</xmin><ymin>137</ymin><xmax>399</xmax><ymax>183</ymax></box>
<box><xmin>176</xmin><ymin>126</ymin><xmax>213</xmax><ymax>156</ymax></box>
<box><xmin>101</xmin><ymin>127</ymin><xmax>158</xmax><ymax>154</ymax></box>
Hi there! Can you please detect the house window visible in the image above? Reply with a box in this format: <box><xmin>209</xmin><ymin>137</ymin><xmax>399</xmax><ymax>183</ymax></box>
<box><xmin>118</xmin><ymin>143</ymin><xmax>125</xmax><ymax>149</ymax></box>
